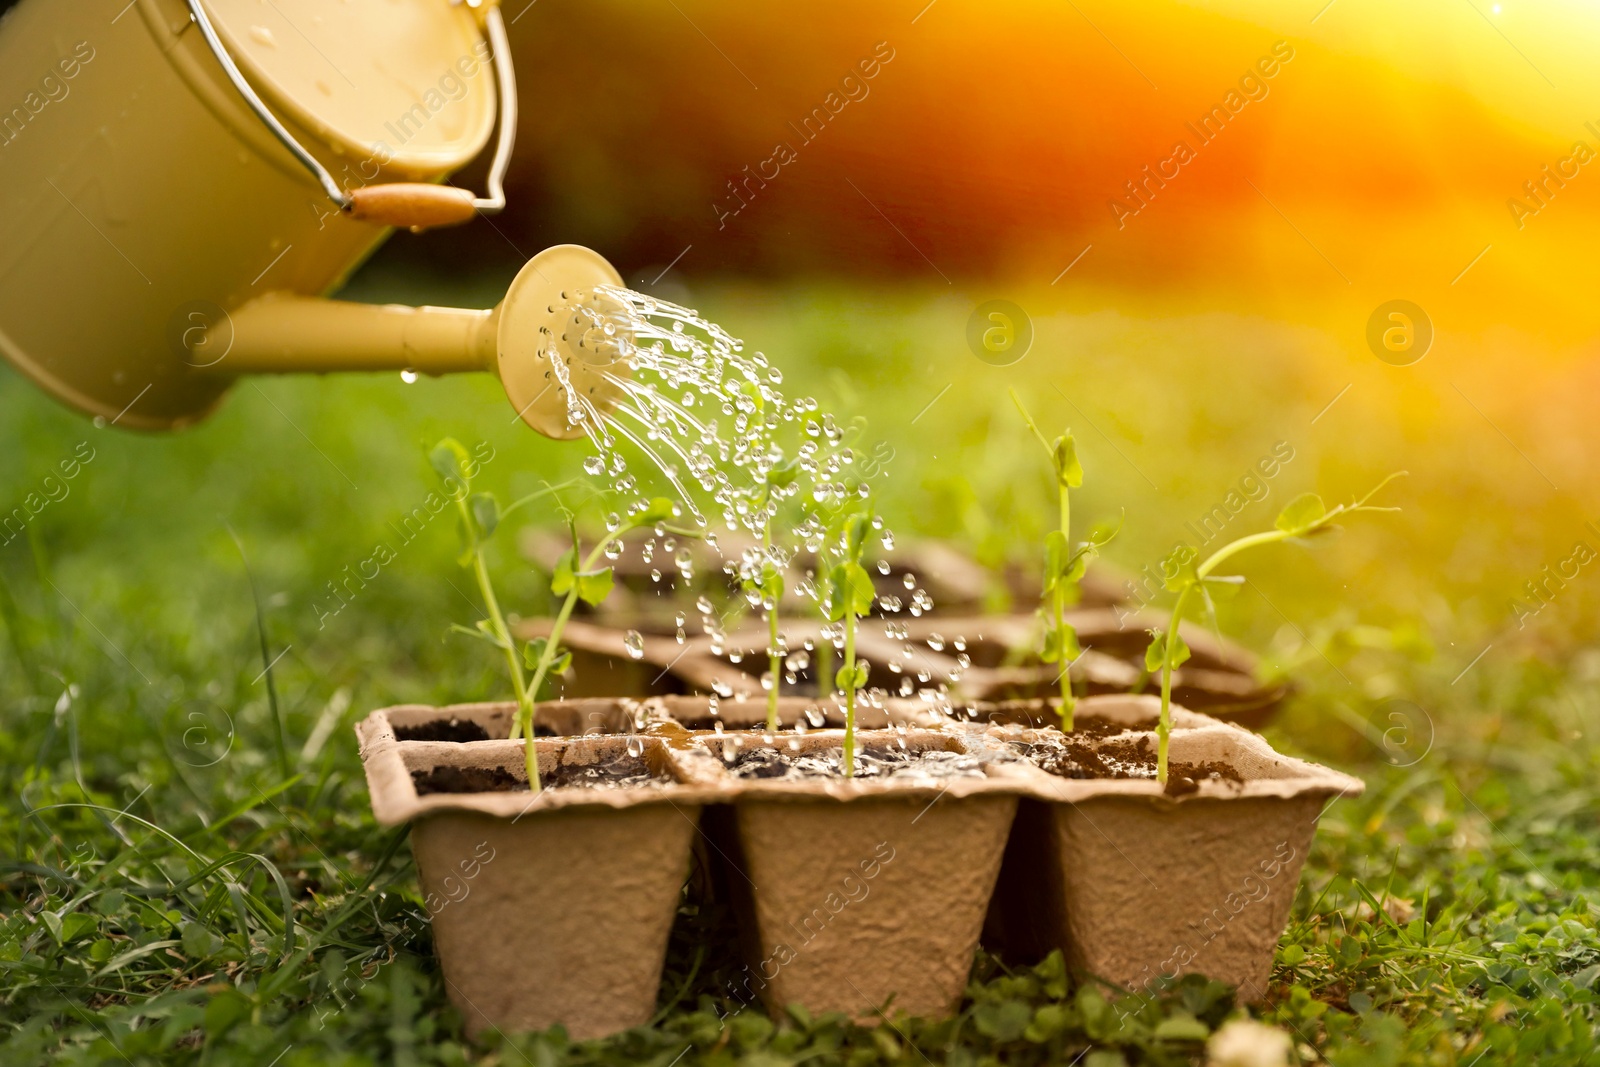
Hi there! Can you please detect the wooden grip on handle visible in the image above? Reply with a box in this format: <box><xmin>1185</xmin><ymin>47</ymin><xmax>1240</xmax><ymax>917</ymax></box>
<box><xmin>345</xmin><ymin>184</ymin><xmax>478</xmax><ymax>230</ymax></box>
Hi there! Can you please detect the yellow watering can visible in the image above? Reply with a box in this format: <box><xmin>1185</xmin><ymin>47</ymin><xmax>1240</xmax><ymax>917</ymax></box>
<box><xmin>0</xmin><ymin>0</ymin><xmax>624</xmax><ymax>438</ymax></box>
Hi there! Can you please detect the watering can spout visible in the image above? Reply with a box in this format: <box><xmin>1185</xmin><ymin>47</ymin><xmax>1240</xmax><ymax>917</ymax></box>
<box><xmin>205</xmin><ymin>244</ymin><xmax>629</xmax><ymax>440</ymax></box>
<box><xmin>220</xmin><ymin>297</ymin><xmax>498</xmax><ymax>376</ymax></box>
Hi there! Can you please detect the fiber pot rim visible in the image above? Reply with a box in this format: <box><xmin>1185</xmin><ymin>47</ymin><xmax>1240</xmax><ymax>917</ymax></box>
<box><xmin>641</xmin><ymin>693</ymin><xmax>947</xmax><ymax>730</ymax></box>
<box><xmin>687</xmin><ymin>727</ymin><xmax>1028</xmax><ymax>803</ymax></box>
<box><xmin>357</xmin><ymin>731</ymin><xmax>723</xmax><ymax>826</ymax></box>
<box><xmin>359</xmin><ymin>697</ymin><xmax>655</xmax><ymax>744</ymax></box>
<box><xmin>960</xmin><ymin>692</ymin><xmax>1218</xmax><ymax>732</ymax></box>
<box><xmin>991</xmin><ymin>721</ymin><xmax>1366</xmax><ymax>805</ymax></box>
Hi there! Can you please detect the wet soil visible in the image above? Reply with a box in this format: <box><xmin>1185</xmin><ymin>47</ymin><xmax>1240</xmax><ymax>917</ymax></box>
<box><xmin>973</xmin><ymin>704</ymin><xmax>1154</xmax><ymax>734</ymax></box>
<box><xmin>395</xmin><ymin>717</ymin><xmax>491</xmax><ymax>743</ymax></box>
<box><xmin>717</xmin><ymin>743</ymin><xmax>985</xmax><ymax>782</ymax></box>
<box><xmin>393</xmin><ymin>716</ymin><xmax>574</xmax><ymax>741</ymax></box>
<box><xmin>411</xmin><ymin>752</ymin><xmax>669</xmax><ymax>794</ymax></box>
<box><xmin>1067</xmin><ymin>714</ymin><xmax>1151</xmax><ymax>736</ymax></box>
<box><xmin>1013</xmin><ymin>733</ymin><xmax>1244</xmax><ymax>796</ymax></box>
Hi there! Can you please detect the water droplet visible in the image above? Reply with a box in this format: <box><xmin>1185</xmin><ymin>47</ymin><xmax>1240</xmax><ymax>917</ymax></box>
<box><xmin>584</xmin><ymin>455</ymin><xmax>605</xmax><ymax>476</ymax></box>
<box><xmin>626</xmin><ymin>736</ymin><xmax>645</xmax><ymax>756</ymax></box>
<box><xmin>623</xmin><ymin>630</ymin><xmax>645</xmax><ymax>659</ymax></box>
<box><xmin>400</xmin><ymin>368</ymin><xmax>418</xmax><ymax>384</ymax></box>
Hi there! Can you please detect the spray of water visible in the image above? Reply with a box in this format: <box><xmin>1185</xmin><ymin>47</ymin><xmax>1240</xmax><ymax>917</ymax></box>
<box><xmin>542</xmin><ymin>284</ymin><xmax>952</xmax><ymax>728</ymax></box>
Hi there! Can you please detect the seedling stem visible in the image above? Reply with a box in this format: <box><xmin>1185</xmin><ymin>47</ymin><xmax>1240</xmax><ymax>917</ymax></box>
<box><xmin>1149</xmin><ymin>472</ymin><xmax>1407</xmax><ymax>783</ymax></box>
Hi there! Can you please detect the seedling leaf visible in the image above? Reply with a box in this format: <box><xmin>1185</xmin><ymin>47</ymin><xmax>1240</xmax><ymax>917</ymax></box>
<box><xmin>1043</xmin><ymin>530</ymin><xmax>1070</xmax><ymax>592</ymax></box>
<box><xmin>835</xmin><ymin>661</ymin><xmax>869</xmax><ymax>690</ymax></box>
<box><xmin>1145</xmin><ymin>629</ymin><xmax>1191</xmax><ymax>671</ymax></box>
<box><xmin>1042</xmin><ymin>623</ymin><xmax>1081</xmax><ymax>664</ymax></box>
<box><xmin>1202</xmin><ymin>574</ymin><xmax>1245</xmax><ymax>601</ymax></box>
<box><xmin>635</xmin><ymin>497</ymin><xmax>677</xmax><ymax>525</ymax></box>
<box><xmin>1160</xmin><ymin>545</ymin><xmax>1199</xmax><ymax>593</ymax></box>
<box><xmin>1275</xmin><ymin>492</ymin><xmax>1328</xmax><ymax>535</ymax></box>
<box><xmin>550</xmin><ymin>549</ymin><xmax>576</xmax><ymax>597</ymax></box>
<box><xmin>1053</xmin><ymin>433</ymin><xmax>1083</xmax><ymax>488</ymax></box>
<box><xmin>469</xmin><ymin>492</ymin><xmax>500</xmax><ymax>539</ymax></box>
<box><xmin>823</xmin><ymin>562</ymin><xmax>875</xmax><ymax>620</ymax></box>
<box><xmin>429</xmin><ymin>438</ymin><xmax>473</xmax><ymax>487</ymax></box>
<box><xmin>574</xmin><ymin>567</ymin><xmax>615</xmax><ymax>607</ymax></box>
<box><xmin>768</xmin><ymin>460</ymin><xmax>800</xmax><ymax>489</ymax></box>
<box><xmin>758</xmin><ymin>561</ymin><xmax>785</xmax><ymax>601</ymax></box>
<box><xmin>844</xmin><ymin>514</ymin><xmax>871</xmax><ymax>556</ymax></box>
<box><xmin>522</xmin><ymin>638</ymin><xmax>572</xmax><ymax>675</ymax></box>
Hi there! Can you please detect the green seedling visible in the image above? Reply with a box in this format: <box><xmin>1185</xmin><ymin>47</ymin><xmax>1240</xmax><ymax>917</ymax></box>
<box><xmin>1011</xmin><ymin>390</ymin><xmax>1119</xmax><ymax>731</ymax></box>
<box><xmin>742</xmin><ymin>459</ymin><xmax>801</xmax><ymax>732</ymax></box>
<box><xmin>1144</xmin><ymin>472</ymin><xmax>1406</xmax><ymax>783</ymax></box>
<box><xmin>819</xmin><ymin>502</ymin><xmax>877</xmax><ymax>777</ymax></box>
<box><xmin>431</xmin><ymin>439</ymin><xmax>563</xmax><ymax>789</ymax></box>
<box><xmin>431</xmin><ymin>438</ymin><xmax>691</xmax><ymax>791</ymax></box>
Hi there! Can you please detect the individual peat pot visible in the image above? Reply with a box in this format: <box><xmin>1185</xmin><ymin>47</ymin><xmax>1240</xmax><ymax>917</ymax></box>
<box><xmin>698</xmin><ymin>729</ymin><xmax>1019</xmax><ymax>1023</ymax></box>
<box><xmin>993</xmin><ymin>712</ymin><xmax>1362</xmax><ymax>1001</ymax></box>
<box><xmin>357</xmin><ymin>711</ymin><xmax>714</xmax><ymax>1039</ymax></box>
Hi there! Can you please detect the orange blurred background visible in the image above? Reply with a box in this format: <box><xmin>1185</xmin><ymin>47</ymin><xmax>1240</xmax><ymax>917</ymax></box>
<box><xmin>482</xmin><ymin>0</ymin><xmax>1600</xmax><ymax>342</ymax></box>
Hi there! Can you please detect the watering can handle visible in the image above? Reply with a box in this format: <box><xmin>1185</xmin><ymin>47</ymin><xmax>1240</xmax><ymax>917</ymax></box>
<box><xmin>183</xmin><ymin>0</ymin><xmax>517</xmax><ymax>231</ymax></box>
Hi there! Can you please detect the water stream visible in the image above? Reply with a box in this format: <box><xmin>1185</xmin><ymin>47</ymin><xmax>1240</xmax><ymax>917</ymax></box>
<box><xmin>542</xmin><ymin>285</ymin><xmax>952</xmax><ymax>716</ymax></box>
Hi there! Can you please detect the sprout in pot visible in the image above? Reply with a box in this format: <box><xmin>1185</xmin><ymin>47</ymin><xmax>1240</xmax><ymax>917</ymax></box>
<box><xmin>737</xmin><ymin>457</ymin><xmax>801</xmax><ymax>732</ymax></box>
<box><xmin>1144</xmin><ymin>473</ymin><xmax>1406</xmax><ymax>782</ymax></box>
<box><xmin>429</xmin><ymin>437</ymin><xmax>694</xmax><ymax>790</ymax></box>
<box><xmin>1011</xmin><ymin>390</ymin><xmax>1119</xmax><ymax>731</ymax></box>
<box><xmin>819</xmin><ymin>500</ymin><xmax>878</xmax><ymax>776</ymax></box>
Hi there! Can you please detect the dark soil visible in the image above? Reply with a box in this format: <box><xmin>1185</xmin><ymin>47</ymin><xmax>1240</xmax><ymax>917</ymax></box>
<box><xmin>394</xmin><ymin>717</ymin><xmax>491</xmax><ymax>743</ymax></box>
<box><xmin>1070</xmin><ymin>714</ymin><xmax>1150</xmax><ymax>736</ymax></box>
<box><xmin>975</xmin><ymin>702</ymin><xmax>1154</xmax><ymax>733</ymax></box>
<box><xmin>718</xmin><ymin>743</ymin><xmax>984</xmax><ymax>781</ymax></box>
<box><xmin>410</xmin><ymin>751</ymin><xmax>669</xmax><ymax>794</ymax></box>
<box><xmin>1015</xmin><ymin>733</ymin><xmax>1244</xmax><ymax>796</ymax></box>
<box><xmin>411</xmin><ymin>764</ymin><xmax>519</xmax><ymax>794</ymax></box>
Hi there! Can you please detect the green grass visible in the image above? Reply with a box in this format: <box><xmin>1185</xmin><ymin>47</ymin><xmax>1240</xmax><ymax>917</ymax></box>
<box><xmin>2</xmin><ymin>263</ymin><xmax>1598</xmax><ymax>1065</ymax></box>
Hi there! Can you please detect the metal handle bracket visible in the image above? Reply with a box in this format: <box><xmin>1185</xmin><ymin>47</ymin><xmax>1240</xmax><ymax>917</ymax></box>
<box><xmin>184</xmin><ymin>0</ymin><xmax>517</xmax><ymax>227</ymax></box>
